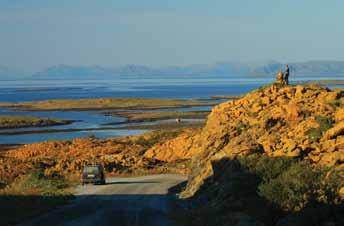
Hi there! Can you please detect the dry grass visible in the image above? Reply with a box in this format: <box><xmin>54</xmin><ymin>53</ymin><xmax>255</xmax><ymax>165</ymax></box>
<box><xmin>0</xmin><ymin>170</ymin><xmax>75</xmax><ymax>226</ymax></box>
<box><xmin>110</xmin><ymin>111</ymin><xmax>209</xmax><ymax>122</ymax></box>
<box><xmin>1</xmin><ymin>98</ymin><xmax>207</xmax><ymax>111</ymax></box>
<box><xmin>0</xmin><ymin>115</ymin><xmax>72</xmax><ymax>129</ymax></box>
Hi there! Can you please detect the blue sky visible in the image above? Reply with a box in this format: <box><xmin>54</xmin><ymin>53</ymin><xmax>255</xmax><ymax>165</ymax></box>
<box><xmin>1</xmin><ymin>0</ymin><xmax>344</xmax><ymax>72</ymax></box>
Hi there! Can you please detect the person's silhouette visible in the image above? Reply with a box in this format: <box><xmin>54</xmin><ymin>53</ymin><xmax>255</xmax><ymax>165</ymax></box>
<box><xmin>284</xmin><ymin>64</ymin><xmax>290</xmax><ymax>85</ymax></box>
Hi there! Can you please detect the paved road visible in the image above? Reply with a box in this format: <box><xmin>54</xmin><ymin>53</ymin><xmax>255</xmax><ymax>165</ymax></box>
<box><xmin>18</xmin><ymin>174</ymin><xmax>187</xmax><ymax>226</ymax></box>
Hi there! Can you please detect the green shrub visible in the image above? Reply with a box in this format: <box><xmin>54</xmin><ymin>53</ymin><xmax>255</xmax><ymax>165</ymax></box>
<box><xmin>316</xmin><ymin>116</ymin><xmax>333</xmax><ymax>131</ymax></box>
<box><xmin>328</xmin><ymin>100</ymin><xmax>341</xmax><ymax>109</ymax></box>
<box><xmin>11</xmin><ymin>169</ymin><xmax>71</xmax><ymax>196</ymax></box>
<box><xmin>237</xmin><ymin>155</ymin><xmax>343</xmax><ymax>211</ymax></box>
<box><xmin>306</xmin><ymin>116</ymin><xmax>333</xmax><ymax>142</ymax></box>
<box><xmin>306</xmin><ymin>128</ymin><xmax>322</xmax><ymax>142</ymax></box>
<box><xmin>236</xmin><ymin>122</ymin><xmax>249</xmax><ymax>135</ymax></box>
<box><xmin>258</xmin><ymin>162</ymin><xmax>319</xmax><ymax>211</ymax></box>
<box><xmin>0</xmin><ymin>169</ymin><xmax>74</xmax><ymax>226</ymax></box>
<box><xmin>302</xmin><ymin>110</ymin><xmax>312</xmax><ymax>118</ymax></box>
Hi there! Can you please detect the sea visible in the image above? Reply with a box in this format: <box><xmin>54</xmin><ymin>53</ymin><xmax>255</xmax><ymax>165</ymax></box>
<box><xmin>0</xmin><ymin>75</ymin><xmax>343</xmax><ymax>144</ymax></box>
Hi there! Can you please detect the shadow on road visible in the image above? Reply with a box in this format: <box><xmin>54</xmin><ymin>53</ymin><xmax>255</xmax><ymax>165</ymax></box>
<box><xmin>0</xmin><ymin>192</ymin><xmax>182</xmax><ymax>226</ymax></box>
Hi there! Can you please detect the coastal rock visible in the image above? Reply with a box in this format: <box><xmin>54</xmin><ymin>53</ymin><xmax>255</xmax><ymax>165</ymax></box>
<box><xmin>180</xmin><ymin>84</ymin><xmax>343</xmax><ymax>198</ymax></box>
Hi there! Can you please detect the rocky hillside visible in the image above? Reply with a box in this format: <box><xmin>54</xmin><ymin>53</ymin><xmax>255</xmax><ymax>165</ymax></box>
<box><xmin>146</xmin><ymin>84</ymin><xmax>344</xmax><ymax>225</ymax></box>
<box><xmin>179</xmin><ymin>84</ymin><xmax>343</xmax><ymax>197</ymax></box>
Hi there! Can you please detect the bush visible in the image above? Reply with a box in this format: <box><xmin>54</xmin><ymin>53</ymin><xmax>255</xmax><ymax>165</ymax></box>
<box><xmin>236</xmin><ymin>122</ymin><xmax>249</xmax><ymax>135</ymax></box>
<box><xmin>237</xmin><ymin>155</ymin><xmax>343</xmax><ymax>211</ymax></box>
<box><xmin>316</xmin><ymin>116</ymin><xmax>333</xmax><ymax>132</ymax></box>
<box><xmin>8</xmin><ymin>169</ymin><xmax>71</xmax><ymax>196</ymax></box>
<box><xmin>258</xmin><ymin>162</ymin><xmax>319</xmax><ymax>211</ymax></box>
<box><xmin>328</xmin><ymin>100</ymin><xmax>341</xmax><ymax>109</ymax></box>
<box><xmin>306</xmin><ymin>116</ymin><xmax>333</xmax><ymax>142</ymax></box>
<box><xmin>0</xmin><ymin>169</ymin><xmax>74</xmax><ymax>226</ymax></box>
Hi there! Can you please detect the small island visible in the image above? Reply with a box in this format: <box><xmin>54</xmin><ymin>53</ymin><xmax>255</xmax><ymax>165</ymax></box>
<box><xmin>105</xmin><ymin>111</ymin><xmax>210</xmax><ymax>123</ymax></box>
<box><xmin>0</xmin><ymin>115</ymin><xmax>74</xmax><ymax>129</ymax></box>
<box><xmin>0</xmin><ymin>97</ymin><xmax>209</xmax><ymax>111</ymax></box>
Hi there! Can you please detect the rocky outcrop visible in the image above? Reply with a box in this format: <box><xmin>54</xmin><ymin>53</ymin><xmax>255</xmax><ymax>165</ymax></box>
<box><xmin>178</xmin><ymin>84</ymin><xmax>343</xmax><ymax>197</ymax></box>
<box><xmin>157</xmin><ymin>84</ymin><xmax>343</xmax><ymax>226</ymax></box>
<box><xmin>144</xmin><ymin>129</ymin><xmax>201</xmax><ymax>162</ymax></box>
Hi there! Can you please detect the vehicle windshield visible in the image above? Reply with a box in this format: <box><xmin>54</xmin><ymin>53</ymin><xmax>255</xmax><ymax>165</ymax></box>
<box><xmin>83</xmin><ymin>166</ymin><xmax>100</xmax><ymax>174</ymax></box>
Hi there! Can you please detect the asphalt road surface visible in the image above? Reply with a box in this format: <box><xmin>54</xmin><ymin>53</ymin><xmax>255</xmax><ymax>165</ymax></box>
<box><xmin>17</xmin><ymin>174</ymin><xmax>187</xmax><ymax>226</ymax></box>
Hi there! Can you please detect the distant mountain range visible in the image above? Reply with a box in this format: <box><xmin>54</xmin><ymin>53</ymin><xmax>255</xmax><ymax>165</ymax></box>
<box><xmin>32</xmin><ymin>63</ymin><xmax>254</xmax><ymax>78</ymax></box>
<box><xmin>32</xmin><ymin>61</ymin><xmax>344</xmax><ymax>79</ymax></box>
<box><xmin>3</xmin><ymin>61</ymin><xmax>344</xmax><ymax>79</ymax></box>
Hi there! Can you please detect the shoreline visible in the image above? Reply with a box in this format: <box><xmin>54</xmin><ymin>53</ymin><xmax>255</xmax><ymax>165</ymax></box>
<box><xmin>0</xmin><ymin>104</ymin><xmax>214</xmax><ymax>112</ymax></box>
<box><xmin>0</xmin><ymin>97</ymin><xmax>211</xmax><ymax>112</ymax></box>
<box><xmin>102</xmin><ymin>110</ymin><xmax>210</xmax><ymax>125</ymax></box>
<box><xmin>0</xmin><ymin>144</ymin><xmax>21</xmax><ymax>152</ymax></box>
<box><xmin>0</xmin><ymin>115</ymin><xmax>76</xmax><ymax>130</ymax></box>
<box><xmin>0</xmin><ymin>121</ymin><xmax>204</xmax><ymax>136</ymax></box>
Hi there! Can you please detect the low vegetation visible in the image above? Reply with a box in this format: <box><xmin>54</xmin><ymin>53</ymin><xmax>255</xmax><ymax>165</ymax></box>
<box><xmin>172</xmin><ymin>155</ymin><xmax>344</xmax><ymax>226</ymax></box>
<box><xmin>0</xmin><ymin>98</ymin><xmax>207</xmax><ymax>111</ymax></box>
<box><xmin>170</xmin><ymin>84</ymin><xmax>343</xmax><ymax>226</ymax></box>
<box><xmin>305</xmin><ymin>116</ymin><xmax>334</xmax><ymax>142</ymax></box>
<box><xmin>0</xmin><ymin>169</ymin><xmax>74</xmax><ymax>226</ymax></box>
<box><xmin>107</xmin><ymin>111</ymin><xmax>209</xmax><ymax>123</ymax></box>
<box><xmin>238</xmin><ymin>155</ymin><xmax>343</xmax><ymax>211</ymax></box>
<box><xmin>0</xmin><ymin>115</ymin><xmax>72</xmax><ymax>129</ymax></box>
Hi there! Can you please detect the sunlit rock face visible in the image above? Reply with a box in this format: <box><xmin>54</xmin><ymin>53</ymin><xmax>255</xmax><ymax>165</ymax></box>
<box><xmin>175</xmin><ymin>84</ymin><xmax>344</xmax><ymax>197</ymax></box>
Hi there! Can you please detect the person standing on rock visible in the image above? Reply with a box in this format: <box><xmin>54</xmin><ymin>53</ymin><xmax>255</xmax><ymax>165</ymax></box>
<box><xmin>284</xmin><ymin>64</ymin><xmax>290</xmax><ymax>85</ymax></box>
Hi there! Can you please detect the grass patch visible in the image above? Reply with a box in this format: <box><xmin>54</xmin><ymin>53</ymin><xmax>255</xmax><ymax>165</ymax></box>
<box><xmin>174</xmin><ymin>156</ymin><xmax>343</xmax><ymax>226</ymax></box>
<box><xmin>238</xmin><ymin>155</ymin><xmax>343</xmax><ymax>211</ymax></box>
<box><xmin>0</xmin><ymin>115</ymin><xmax>72</xmax><ymax>129</ymax></box>
<box><xmin>305</xmin><ymin>116</ymin><xmax>334</xmax><ymax>142</ymax></box>
<box><xmin>236</xmin><ymin>122</ymin><xmax>249</xmax><ymax>135</ymax></box>
<box><xmin>328</xmin><ymin>100</ymin><xmax>341</xmax><ymax>109</ymax></box>
<box><xmin>108</xmin><ymin>111</ymin><xmax>209</xmax><ymax>122</ymax></box>
<box><xmin>0</xmin><ymin>169</ymin><xmax>75</xmax><ymax>226</ymax></box>
<box><xmin>2</xmin><ymin>98</ymin><xmax>207</xmax><ymax>111</ymax></box>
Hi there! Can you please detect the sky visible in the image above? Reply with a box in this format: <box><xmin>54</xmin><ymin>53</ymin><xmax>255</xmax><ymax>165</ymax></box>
<box><xmin>1</xmin><ymin>0</ymin><xmax>344</xmax><ymax>73</ymax></box>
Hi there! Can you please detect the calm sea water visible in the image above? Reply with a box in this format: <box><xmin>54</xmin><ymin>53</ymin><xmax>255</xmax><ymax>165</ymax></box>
<box><xmin>0</xmin><ymin>76</ymin><xmax>342</xmax><ymax>144</ymax></box>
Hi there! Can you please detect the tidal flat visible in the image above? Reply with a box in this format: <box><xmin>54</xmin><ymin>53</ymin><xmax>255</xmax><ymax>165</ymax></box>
<box><xmin>0</xmin><ymin>97</ymin><xmax>209</xmax><ymax>111</ymax></box>
<box><xmin>103</xmin><ymin>110</ymin><xmax>210</xmax><ymax>124</ymax></box>
<box><xmin>0</xmin><ymin>115</ymin><xmax>74</xmax><ymax>129</ymax></box>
